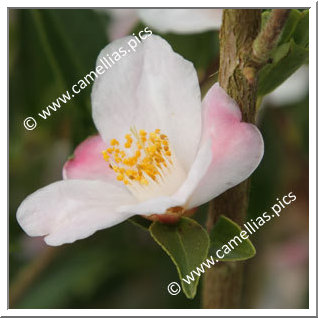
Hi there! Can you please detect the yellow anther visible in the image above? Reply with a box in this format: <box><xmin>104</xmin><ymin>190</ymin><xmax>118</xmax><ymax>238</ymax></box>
<box><xmin>102</xmin><ymin>151</ymin><xmax>110</xmax><ymax>161</ymax></box>
<box><xmin>110</xmin><ymin>139</ymin><xmax>119</xmax><ymax>146</ymax></box>
<box><xmin>148</xmin><ymin>145</ymin><xmax>157</xmax><ymax>154</ymax></box>
<box><xmin>155</xmin><ymin>156</ymin><xmax>164</xmax><ymax>163</ymax></box>
<box><xmin>102</xmin><ymin>128</ymin><xmax>173</xmax><ymax>187</ymax></box>
<box><xmin>125</xmin><ymin>169</ymin><xmax>134</xmax><ymax>176</ymax></box>
<box><xmin>149</xmin><ymin>132</ymin><xmax>157</xmax><ymax>141</ymax></box>
<box><xmin>112</xmin><ymin>165</ymin><xmax>119</xmax><ymax>172</ymax></box>
<box><xmin>162</xmin><ymin>140</ymin><xmax>168</xmax><ymax>146</ymax></box>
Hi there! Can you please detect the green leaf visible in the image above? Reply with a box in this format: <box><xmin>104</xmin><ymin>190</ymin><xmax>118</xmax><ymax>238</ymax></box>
<box><xmin>149</xmin><ymin>217</ymin><xmax>209</xmax><ymax>299</ymax></box>
<box><xmin>209</xmin><ymin>215</ymin><xmax>256</xmax><ymax>261</ymax></box>
<box><xmin>271</xmin><ymin>42</ymin><xmax>291</xmax><ymax>63</ymax></box>
<box><xmin>278</xmin><ymin>9</ymin><xmax>302</xmax><ymax>45</ymax></box>
<box><xmin>257</xmin><ymin>40</ymin><xmax>308</xmax><ymax>96</ymax></box>
<box><xmin>294</xmin><ymin>10</ymin><xmax>309</xmax><ymax>47</ymax></box>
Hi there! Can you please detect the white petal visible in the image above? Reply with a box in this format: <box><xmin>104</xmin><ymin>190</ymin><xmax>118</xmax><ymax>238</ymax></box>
<box><xmin>118</xmin><ymin>196</ymin><xmax>182</xmax><ymax>215</ymax></box>
<box><xmin>92</xmin><ymin>35</ymin><xmax>202</xmax><ymax>170</ymax></box>
<box><xmin>17</xmin><ymin>180</ymin><xmax>137</xmax><ymax>246</ymax></box>
<box><xmin>173</xmin><ymin>138</ymin><xmax>212</xmax><ymax>204</ymax></box>
<box><xmin>138</xmin><ymin>9</ymin><xmax>222</xmax><ymax>33</ymax></box>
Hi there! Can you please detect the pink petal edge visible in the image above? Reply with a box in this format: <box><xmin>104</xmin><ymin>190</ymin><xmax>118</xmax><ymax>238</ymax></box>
<box><xmin>187</xmin><ymin>83</ymin><xmax>264</xmax><ymax>208</ymax></box>
<box><xmin>63</xmin><ymin>135</ymin><xmax>115</xmax><ymax>182</ymax></box>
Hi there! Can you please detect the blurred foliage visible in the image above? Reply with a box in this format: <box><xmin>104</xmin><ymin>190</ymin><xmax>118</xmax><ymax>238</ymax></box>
<box><xmin>9</xmin><ymin>9</ymin><xmax>309</xmax><ymax>309</ymax></box>
<box><xmin>257</xmin><ymin>10</ymin><xmax>309</xmax><ymax>96</ymax></box>
<box><xmin>133</xmin><ymin>22</ymin><xmax>220</xmax><ymax>71</ymax></box>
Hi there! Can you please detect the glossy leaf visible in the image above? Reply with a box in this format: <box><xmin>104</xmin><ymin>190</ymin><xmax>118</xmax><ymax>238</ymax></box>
<box><xmin>209</xmin><ymin>215</ymin><xmax>256</xmax><ymax>261</ymax></box>
<box><xmin>149</xmin><ymin>217</ymin><xmax>209</xmax><ymax>299</ymax></box>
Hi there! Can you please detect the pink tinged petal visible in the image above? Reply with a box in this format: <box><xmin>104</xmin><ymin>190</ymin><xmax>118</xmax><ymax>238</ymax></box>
<box><xmin>63</xmin><ymin>135</ymin><xmax>115</xmax><ymax>182</ymax></box>
<box><xmin>92</xmin><ymin>35</ymin><xmax>202</xmax><ymax>171</ymax></box>
<box><xmin>16</xmin><ymin>180</ymin><xmax>137</xmax><ymax>246</ymax></box>
<box><xmin>187</xmin><ymin>83</ymin><xmax>264</xmax><ymax>209</ymax></box>
<box><xmin>138</xmin><ymin>9</ymin><xmax>223</xmax><ymax>34</ymax></box>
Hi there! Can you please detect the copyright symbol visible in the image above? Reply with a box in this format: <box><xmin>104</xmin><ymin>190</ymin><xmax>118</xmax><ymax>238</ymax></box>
<box><xmin>167</xmin><ymin>282</ymin><xmax>181</xmax><ymax>295</ymax></box>
<box><xmin>23</xmin><ymin>117</ymin><xmax>37</xmax><ymax>131</ymax></box>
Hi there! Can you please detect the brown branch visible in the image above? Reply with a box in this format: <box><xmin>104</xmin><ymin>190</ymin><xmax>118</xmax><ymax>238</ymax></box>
<box><xmin>202</xmin><ymin>9</ymin><xmax>261</xmax><ymax>309</ymax></box>
<box><xmin>218</xmin><ymin>9</ymin><xmax>261</xmax><ymax>123</ymax></box>
<box><xmin>202</xmin><ymin>8</ymin><xmax>290</xmax><ymax>309</ymax></box>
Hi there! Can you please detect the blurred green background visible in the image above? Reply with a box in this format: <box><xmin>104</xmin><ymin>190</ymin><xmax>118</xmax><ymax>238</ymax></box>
<box><xmin>9</xmin><ymin>9</ymin><xmax>309</xmax><ymax>309</ymax></box>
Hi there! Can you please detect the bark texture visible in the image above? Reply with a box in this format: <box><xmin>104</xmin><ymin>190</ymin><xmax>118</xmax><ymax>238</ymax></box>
<box><xmin>202</xmin><ymin>9</ymin><xmax>261</xmax><ymax>309</ymax></box>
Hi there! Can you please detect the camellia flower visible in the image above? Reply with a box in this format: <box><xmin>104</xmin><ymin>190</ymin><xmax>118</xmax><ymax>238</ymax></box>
<box><xmin>17</xmin><ymin>35</ymin><xmax>264</xmax><ymax>246</ymax></box>
<box><xmin>99</xmin><ymin>9</ymin><xmax>223</xmax><ymax>41</ymax></box>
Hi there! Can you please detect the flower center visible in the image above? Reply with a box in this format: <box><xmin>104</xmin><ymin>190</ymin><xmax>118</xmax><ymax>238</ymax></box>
<box><xmin>102</xmin><ymin>128</ymin><xmax>186</xmax><ymax>201</ymax></box>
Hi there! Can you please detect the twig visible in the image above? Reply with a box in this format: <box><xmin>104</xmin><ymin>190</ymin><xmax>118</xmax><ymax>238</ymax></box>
<box><xmin>252</xmin><ymin>9</ymin><xmax>290</xmax><ymax>68</ymax></box>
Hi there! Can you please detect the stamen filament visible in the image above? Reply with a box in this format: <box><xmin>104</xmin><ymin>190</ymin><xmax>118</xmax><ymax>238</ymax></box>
<box><xmin>102</xmin><ymin>127</ymin><xmax>186</xmax><ymax>201</ymax></box>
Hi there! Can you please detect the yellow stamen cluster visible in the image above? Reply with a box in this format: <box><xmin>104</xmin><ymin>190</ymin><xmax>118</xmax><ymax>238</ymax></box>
<box><xmin>102</xmin><ymin>128</ymin><xmax>173</xmax><ymax>186</ymax></box>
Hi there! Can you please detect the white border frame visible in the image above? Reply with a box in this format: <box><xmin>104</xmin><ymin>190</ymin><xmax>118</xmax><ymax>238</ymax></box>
<box><xmin>3</xmin><ymin>1</ymin><xmax>316</xmax><ymax>316</ymax></box>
